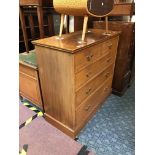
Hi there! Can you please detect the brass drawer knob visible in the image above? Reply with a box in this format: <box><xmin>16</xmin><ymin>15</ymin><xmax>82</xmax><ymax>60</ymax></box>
<box><xmin>105</xmin><ymin>72</ymin><xmax>110</xmax><ymax>78</ymax></box>
<box><xmin>86</xmin><ymin>72</ymin><xmax>92</xmax><ymax>78</ymax></box>
<box><xmin>85</xmin><ymin>105</ymin><xmax>91</xmax><ymax>111</ymax></box>
<box><xmin>108</xmin><ymin>43</ymin><xmax>112</xmax><ymax>49</ymax></box>
<box><xmin>104</xmin><ymin>87</ymin><xmax>108</xmax><ymax>92</ymax></box>
<box><xmin>86</xmin><ymin>54</ymin><xmax>94</xmax><ymax>61</ymax></box>
<box><xmin>86</xmin><ymin>88</ymin><xmax>92</xmax><ymax>95</ymax></box>
<box><xmin>106</xmin><ymin>58</ymin><xmax>111</xmax><ymax>63</ymax></box>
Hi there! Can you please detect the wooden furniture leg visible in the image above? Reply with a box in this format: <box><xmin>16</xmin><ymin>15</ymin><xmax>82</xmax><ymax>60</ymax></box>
<box><xmin>37</xmin><ymin>6</ymin><xmax>44</xmax><ymax>38</ymax></box>
<box><xmin>59</xmin><ymin>14</ymin><xmax>65</xmax><ymax>37</ymax></box>
<box><xmin>19</xmin><ymin>7</ymin><xmax>29</xmax><ymax>53</ymax></box>
<box><xmin>28</xmin><ymin>14</ymin><xmax>35</xmax><ymax>39</ymax></box>
<box><xmin>105</xmin><ymin>16</ymin><xmax>109</xmax><ymax>33</ymax></box>
<box><xmin>81</xmin><ymin>15</ymin><xmax>88</xmax><ymax>42</ymax></box>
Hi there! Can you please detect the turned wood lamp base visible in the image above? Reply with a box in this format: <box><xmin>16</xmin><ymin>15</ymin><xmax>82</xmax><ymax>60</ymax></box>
<box><xmin>58</xmin><ymin>14</ymin><xmax>89</xmax><ymax>43</ymax></box>
<box><xmin>102</xmin><ymin>16</ymin><xmax>113</xmax><ymax>36</ymax></box>
<box><xmin>58</xmin><ymin>14</ymin><xmax>112</xmax><ymax>42</ymax></box>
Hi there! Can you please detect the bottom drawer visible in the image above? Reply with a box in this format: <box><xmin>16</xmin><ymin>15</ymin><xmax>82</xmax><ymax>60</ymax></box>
<box><xmin>76</xmin><ymin>77</ymin><xmax>112</xmax><ymax>127</ymax></box>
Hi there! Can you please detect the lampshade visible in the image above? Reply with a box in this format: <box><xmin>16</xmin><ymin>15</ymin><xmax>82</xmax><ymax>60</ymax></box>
<box><xmin>53</xmin><ymin>0</ymin><xmax>114</xmax><ymax>17</ymax></box>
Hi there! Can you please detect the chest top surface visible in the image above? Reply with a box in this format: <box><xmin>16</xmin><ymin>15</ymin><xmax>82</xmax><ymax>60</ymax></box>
<box><xmin>32</xmin><ymin>29</ymin><xmax>120</xmax><ymax>53</ymax></box>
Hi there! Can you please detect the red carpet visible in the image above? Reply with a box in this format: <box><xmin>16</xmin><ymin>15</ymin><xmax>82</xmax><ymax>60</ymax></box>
<box><xmin>19</xmin><ymin>104</ymin><xmax>95</xmax><ymax>155</ymax></box>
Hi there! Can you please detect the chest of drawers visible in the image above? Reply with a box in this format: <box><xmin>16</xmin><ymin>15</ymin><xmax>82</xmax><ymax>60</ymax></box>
<box><xmin>93</xmin><ymin>21</ymin><xmax>135</xmax><ymax>96</ymax></box>
<box><xmin>32</xmin><ymin>29</ymin><xmax>120</xmax><ymax>138</ymax></box>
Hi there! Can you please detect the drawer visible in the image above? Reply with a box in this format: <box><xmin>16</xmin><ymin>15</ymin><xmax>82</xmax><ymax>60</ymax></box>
<box><xmin>75</xmin><ymin>65</ymin><xmax>113</xmax><ymax>107</ymax></box>
<box><xmin>76</xmin><ymin>78</ymin><xmax>112</xmax><ymax>127</ymax></box>
<box><xmin>74</xmin><ymin>41</ymin><xmax>112</xmax><ymax>73</ymax></box>
<box><xmin>19</xmin><ymin>72</ymin><xmax>42</xmax><ymax>107</ymax></box>
<box><xmin>107</xmin><ymin>37</ymin><xmax>119</xmax><ymax>60</ymax></box>
<box><xmin>19</xmin><ymin>63</ymin><xmax>37</xmax><ymax>78</ymax></box>
<box><xmin>75</xmin><ymin>53</ymin><xmax>113</xmax><ymax>90</ymax></box>
<box><xmin>101</xmin><ymin>39</ymin><xmax>117</xmax><ymax>61</ymax></box>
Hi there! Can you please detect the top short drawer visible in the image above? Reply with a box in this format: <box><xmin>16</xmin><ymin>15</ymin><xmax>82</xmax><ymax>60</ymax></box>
<box><xmin>74</xmin><ymin>37</ymin><xmax>118</xmax><ymax>73</ymax></box>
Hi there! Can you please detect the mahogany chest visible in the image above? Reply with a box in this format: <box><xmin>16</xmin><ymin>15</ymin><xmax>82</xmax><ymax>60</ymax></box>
<box><xmin>93</xmin><ymin>21</ymin><xmax>135</xmax><ymax>96</ymax></box>
<box><xmin>33</xmin><ymin>29</ymin><xmax>120</xmax><ymax>138</ymax></box>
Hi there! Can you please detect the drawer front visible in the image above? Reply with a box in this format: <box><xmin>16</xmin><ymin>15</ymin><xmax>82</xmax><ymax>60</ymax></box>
<box><xmin>108</xmin><ymin>37</ymin><xmax>119</xmax><ymax>61</ymax></box>
<box><xmin>76</xmin><ymin>78</ymin><xmax>112</xmax><ymax>127</ymax></box>
<box><xmin>74</xmin><ymin>37</ymin><xmax>118</xmax><ymax>73</ymax></box>
<box><xmin>76</xmin><ymin>65</ymin><xmax>113</xmax><ymax>107</ymax></box>
<box><xmin>75</xmin><ymin>53</ymin><xmax>113</xmax><ymax>90</ymax></box>
<box><xmin>19</xmin><ymin>72</ymin><xmax>42</xmax><ymax>107</ymax></box>
<box><xmin>19</xmin><ymin>64</ymin><xmax>37</xmax><ymax>78</ymax></box>
<box><xmin>75</xmin><ymin>42</ymin><xmax>111</xmax><ymax>73</ymax></box>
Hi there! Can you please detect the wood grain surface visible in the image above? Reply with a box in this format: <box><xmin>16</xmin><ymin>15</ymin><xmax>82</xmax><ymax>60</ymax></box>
<box><xmin>33</xmin><ymin>29</ymin><xmax>120</xmax><ymax>53</ymax></box>
<box><xmin>33</xmin><ymin>29</ymin><xmax>120</xmax><ymax>137</ymax></box>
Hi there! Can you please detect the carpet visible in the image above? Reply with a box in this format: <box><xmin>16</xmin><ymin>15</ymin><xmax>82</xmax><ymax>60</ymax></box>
<box><xmin>20</xmin><ymin>82</ymin><xmax>134</xmax><ymax>155</ymax></box>
<box><xmin>19</xmin><ymin>103</ymin><xmax>36</xmax><ymax>126</ymax></box>
<box><xmin>77</xmin><ymin>82</ymin><xmax>135</xmax><ymax>155</ymax></box>
<box><xmin>19</xmin><ymin>102</ymin><xmax>94</xmax><ymax>155</ymax></box>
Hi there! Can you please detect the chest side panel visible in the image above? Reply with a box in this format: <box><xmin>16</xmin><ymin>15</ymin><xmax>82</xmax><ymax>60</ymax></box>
<box><xmin>36</xmin><ymin>46</ymin><xmax>75</xmax><ymax>129</ymax></box>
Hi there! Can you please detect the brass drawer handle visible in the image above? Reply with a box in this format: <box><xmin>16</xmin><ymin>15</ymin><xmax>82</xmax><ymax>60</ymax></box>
<box><xmin>85</xmin><ymin>105</ymin><xmax>91</xmax><ymax>111</ymax></box>
<box><xmin>86</xmin><ymin>72</ymin><xmax>92</xmax><ymax>78</ymax></box>
<box><xmin>86</xmin><ymin>54</ymin><xmax>94</xmax><ymax>61</ymax></box>
<box><xmin>108</xmin><ymin>43</ymin><xmax>112</xmax><ymax>49</ymax></box>
<box><xmin>86</xmin><ymin>88</ymin><xmax>92</xmax><ymax>95</ymax></box>
<box><xmin>105</xmin><ymin>72</ymin><xmax>110</xmax><ymax>78</ymax></box>
<box><xmin>106</xmin><ymin>58</ymin><xmax>111</xmax><ymax>63</ymax></box>
<box><xmin>104</xmin><ymin>87</ymin><xmax>108</xmax><ymax>92</ymax></box>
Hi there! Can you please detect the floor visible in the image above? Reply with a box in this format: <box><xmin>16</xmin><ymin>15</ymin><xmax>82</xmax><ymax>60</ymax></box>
<box><xmin>77</xmin><ymin>83</ymin><xmax>135</xmax><ymax>155</ymax></box>
<box><xmin>20</xmin><ymin>82</ymin><xmax>135</xmax><ymax>155</ymax></box>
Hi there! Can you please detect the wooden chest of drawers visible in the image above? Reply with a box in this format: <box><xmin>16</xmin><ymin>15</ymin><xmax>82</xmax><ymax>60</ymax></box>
<box><xmin>93</xmin><ymin>21</ymin><xmax>135</xmax><ymax>96</ymax></box>
<box><xmin>32</xmin><ymin>29</ymin><xmax>120</xmax><ymax>138</ymax></box>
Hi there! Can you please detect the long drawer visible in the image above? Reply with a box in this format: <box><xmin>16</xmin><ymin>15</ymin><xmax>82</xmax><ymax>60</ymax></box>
<box><xmin>19</xmin><ymin>63</ymin><xmax>37</xmax><ymax>78</ymax></box>
<box><xmin>75</xmin><ymin>53</ymin><xmax>113</xmax><ymax>90</ymax></box>
<box><xmin>76</xmin><ymin>77</ymin><xmax>112</xmax><ymax>127</ymax></box>
<box><xmin>75</xmin><ymin>65</ymin><xmax>113</xmax><ymax>107</ymax></box>
<box><xmin>74</xmin><ymin>37</ymin><xmax>118</xmax><ymax>73</ymax></box>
